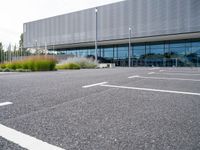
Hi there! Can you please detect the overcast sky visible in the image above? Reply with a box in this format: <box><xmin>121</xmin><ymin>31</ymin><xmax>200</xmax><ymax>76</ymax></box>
<box><xmin>0</xmin><ymin>0</ymin><xmax>123</xmax><ymax>47</ymax></box>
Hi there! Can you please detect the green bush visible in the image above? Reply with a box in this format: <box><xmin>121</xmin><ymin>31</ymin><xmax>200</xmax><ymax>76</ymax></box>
<box><xmin>1</xmin><ymin>56</ymin><xmax>57</xmax><ymax>71</ymax></box>
<box><xmin>0</xmin><ymin>68</ymin><xmax>3</xmax><ymax>72</ymax></box>
<box><xmin>59</xmin><ymin>57</ymin><xmax>98</xmax><ymax>69</ymax></box>
<box><xmin>56</xmin><ymin>63</ymin><xmax>80</xmax><ymax>70</ymax></box>
<box><xmin>0</xmin><ymin>64</ymin><xmax>6</xmax><ymax>69</ymax></box>
<box><xmin>6</xmin><ymin>61</ymin><xmax>22</xmax><ymax>70</ymax></box>
<box><xmin>76</xmin><ymin>60</ymin><xmax>97</xmax><ymax>69</ymax></box>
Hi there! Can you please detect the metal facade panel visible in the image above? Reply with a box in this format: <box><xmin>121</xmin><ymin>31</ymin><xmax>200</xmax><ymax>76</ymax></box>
<box><xmin>23</xmin><ymin>0</ymin><xmax>200</xmax><ymax>48</ymax></box>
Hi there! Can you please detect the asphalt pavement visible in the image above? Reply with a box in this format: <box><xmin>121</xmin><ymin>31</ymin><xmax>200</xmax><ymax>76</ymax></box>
<box><xmin>0</xmin><ymin>67</ymin><xmax>200</xmax><ymax>150</ymax></box>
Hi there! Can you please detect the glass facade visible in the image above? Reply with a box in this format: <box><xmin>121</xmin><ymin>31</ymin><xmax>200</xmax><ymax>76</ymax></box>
<box><xmin>54</xmin><ymin>39</ymin><xmax>200</xmax><ymax>67</ymax></box>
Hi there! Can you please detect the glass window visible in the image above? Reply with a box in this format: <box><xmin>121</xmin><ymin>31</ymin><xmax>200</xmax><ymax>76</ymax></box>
<box><xmin>170</xmin><ymin>47</ymin><xmax>185</xmax><ymax>56</ymax></box>
<box><xmin>67</xmin><ymin>50</ymin><xmax>72</xmax><ymax>55</ymax></box>
<box><xmin>113</xmin><ymin>46</ymin><xmax>118</xmax><ymax>59</ymax></box>
<box><xmin>191</xmin><ymin>40</ymin><xmax>200</xmax><ymax>47</ymax></box>
<box><xmin>104</xmin><ymin>47</ymin><xmax>113</xmax><ymax>58</ymax></box>
<box><xmin>185</xmin><ymin>40</ymin><xmax>191</xmax><ymax>47</ymax></box>
<box><xmin>118</xmin><ymin>45</ymin><xmax>128</xmax><ymax>58</ymax></box>
<box><xmin>164</xmin><ymin>43</ymin><xmax>170</xmax><ymax>54</ymax></box>
<box><xmin>191</xmin><ymin>40</ymin><xmax>200</xmax><ymax>55</ymax></box>
<box><xmin>133</xmin><ymin>45</ymin><xmax>145</xmax><ymax>59</ymax></box>
<box><xmin>145</xmin><ymin>45</ymin><xmax>151</xmax><ymax>55</ymax></box>
<box><xmin>62</xmin><ymin>39</ymin><xmax>199</xmax><ymax>67</ymax></box>
<box><xmin>192</xmin><ymin>47</ymin><xmax>200</xmax><ymax>54</ymax></box>
<box><xmin>89</xmin><ymin>49</ymin><xmax>95</xmax><ymax>56</ymax></box>
<box><xmin>79</xmin><ymin>49</ymin><xmax>88</xmax><ymax>57</ymax></box>
<box><xmin>97</xmin><ymin>48</ymin><xmax>101</xmax><ymax>57</ymax></box>
<box><xmin>150</xmin><ymin>43</ymin><xmax>164</xmax><ymax>55</ymax></box>
<box><xmin>170</xmin><ymin>40</ymin><xmax>186</xmax><ymax>48</ymax></box>
<box><xmin>169</xmin><ymin>41</ymin><xmax>186</xmax><ymax>56</ymax></box>
<box><xmin>186</xmin><ymin>47</ymin><xmax>193</xmax><ymax>55</ymax></box>
<box><xmin>99</xmin><ymin>48</ymin><xmax>103</xmax><ymax>57</ymax></box>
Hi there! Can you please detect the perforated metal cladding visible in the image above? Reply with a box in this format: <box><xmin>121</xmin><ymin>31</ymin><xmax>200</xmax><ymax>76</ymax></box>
<box><xmin>23</xmin><ymin>0</ymin><xmax>200</xmax><ymax>48</ymax></box>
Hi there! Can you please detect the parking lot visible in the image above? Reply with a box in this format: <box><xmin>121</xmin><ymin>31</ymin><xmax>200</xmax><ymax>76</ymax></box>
<box><xmin>0</xmin><ymin>67</ymin><xmax>200</xmax><ymax>150</ymax></box>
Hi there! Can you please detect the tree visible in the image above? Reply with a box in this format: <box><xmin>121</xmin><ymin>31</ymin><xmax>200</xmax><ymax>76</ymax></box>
<box><xmin>7</xmin><ymin>43</ymin><xmax>12</xmax><ymax>61</ymax></box>
<box><xmin>14</xmin><ymin>44</ymin><xmax>17</xmax><ymax>51</ymax></box>
<box><xmin>19</xmin><ymin>33</ymin><xmax>23</xmax><ymax>49</ymax></box>
<box><xmin>0</xmin><ymin>42</ymin><xmax>3</xmax><ymax>51</ymax></box>
<box><xmin>19</xmin><ymin>33</ymin><xmax>29</xmax><ymax>56</ymax></box>
<box><xmin>0</xmin><ymin>42</ymin><xmax>4</xmax><ymax>63</ymax></box>
<box><xmin>19</xmin><ymin>33</ymin><xmax>27</xmax><ymax>51</ymax></box>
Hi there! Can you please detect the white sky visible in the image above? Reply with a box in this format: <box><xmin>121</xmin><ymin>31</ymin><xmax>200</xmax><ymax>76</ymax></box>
<box><xmin>0</xmin><ymin>0</ymin><xmax>123</xmax><ymax>47</ymax></box>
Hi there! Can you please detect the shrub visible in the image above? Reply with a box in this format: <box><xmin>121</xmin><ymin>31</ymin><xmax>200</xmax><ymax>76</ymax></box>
<box><xmin>23</xmin><ymin>56</ymin><xmax>57</xmax><ymax>71</ymax></box>
<box><xmin>1</xmin><ymin>56</ymin><xmax>57</xmax><ymax>71</ymax></box>
<box><xmin>76</xmin><ymin>59</ymin><xmax>97</xmax><ymax>69</ymax></box>
<box><xmin>6</xmin><ymin>61</ymin><xmax>22</xmax><ymax>70</ymax></box>
<box><xmin>58</xmin><ymin>57</ymin><xmax>98</xmax><ymax>69</ymax></box>
<box><xmin>56</xmin><ymin>63</ymin><xmax>80</xmax><ymax>70</ymax></box>
<box><xmin>0</xmin><ymin>68</ymin><xmax>3</xmax><ymax>72</ymax></box>
<box><xmin>0</xmin><ymin>63</ymin><xmax>6</xmax><ymax>69</ymax></box>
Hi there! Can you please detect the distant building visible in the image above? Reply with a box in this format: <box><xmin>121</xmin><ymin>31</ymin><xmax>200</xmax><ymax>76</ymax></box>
<box><xmin>23</xmin><ymin>0</ymin><xmax>200</xmax><ymax>67</ymax></box>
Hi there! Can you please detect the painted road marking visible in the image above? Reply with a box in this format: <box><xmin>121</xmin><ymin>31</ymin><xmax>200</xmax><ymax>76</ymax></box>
<box><xmin>82</xmin><ymin>82</ymin><xmax>108</xmax><ymax>88</ymax></box>
<box><xmin>159</xmin><ymin>70</ymin><xmax>200</xmax><ymax>74</ymax></box>
<box><xmin>149</xmin><ymin>68</ymin><xmax>160</xmax><ymax>70</ymax></box>
<box><xmin>128</xmin><ymin>76</ymin><xmax>200</xmax><ymax>82</ymax></box>
<box><xmin>100</xmin><ymin>84</ymin><xmax>200</xmax><ymax>96</ymax></box>
<box><xmin>155</xmin><ymin>73</ymin><xmax>200</xmax><ymax>76</ymax></box>
<box><xmin>0</xmin><ymin>102</ymin><xmax>13</xmax><ymax>107</ymax></box>
<box><xmin>0</xmin><ymin>72</ymin><xmax>14</xmax><ymax>74</ymax></box>
<box><xmin>148</xmin><ymin>72</ymin><xmax>155</xmax><ymax>75</ymax></box>
<box><xmin>0</xmin><ymin>124</ymin><xmax>65</xmax><ymax>150</ymax></box>
<box><xmin>128</xmin><ymin>75</ymin><xmax>140</xmax><ymax>79</ymax></box>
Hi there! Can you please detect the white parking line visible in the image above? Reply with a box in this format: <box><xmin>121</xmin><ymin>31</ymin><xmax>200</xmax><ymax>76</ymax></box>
<box><xmin>0</xmin><ymin>124</ymin><xmax>65</xmax><ymax>150</ymax></box>
<box><xmin>128</xmin><ymin>76</ymin><xmax>200</xmax><ymax>82</ymax></box>
<box><xmin>149</xmin><ymin>67</ymin><xmax>160</xmax><ymax>70</ymax></box>
<box><xmin>0</xmin><ymin>102</ymin><xmax>13</xmax><ymax>107</ymax></box>
<box><xmin>148</xmin><ymin>72</ymin><xmax>155</xmax><ymax>75</ymax></box>
<box><xmin>128</xmin><ymin>75</ymin><xmax>140</xmax><ymax>79</ymax></box>
<box><xmin>100</xmin><ymin>84</ymin><xmax>200</xmax><ymax>96</ymax></box>
<box><xmin>82</xmin><ymin>82</ymin><xmax>108</xmax><ymax>88</ymax></box>
<box><xmin>155</xmin><ymin>73</ymin><xmax>200</xmax><ymax>76</ymax></box>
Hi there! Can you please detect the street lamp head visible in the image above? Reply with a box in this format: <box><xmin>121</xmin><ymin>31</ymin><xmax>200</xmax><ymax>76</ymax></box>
<box><xmin>95</xmin><ymin>8</ymin><xmax>98</xmax><ymax>12</ymax></box>
<box><xmin>129</xmin><ymin>27</ymin><xmax>132</xmax><ymax>31</ymax></box>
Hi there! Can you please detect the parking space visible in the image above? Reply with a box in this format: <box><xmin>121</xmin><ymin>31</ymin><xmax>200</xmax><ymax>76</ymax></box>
<box><xmin>0</xmin><ymin>68</ymin><xmax>200</xmax><ymax>149</ymax></box>
<box><xmin>126</xmin><ymin>76</ymin><xmax>200</xmax><ymax>94</ymax></box>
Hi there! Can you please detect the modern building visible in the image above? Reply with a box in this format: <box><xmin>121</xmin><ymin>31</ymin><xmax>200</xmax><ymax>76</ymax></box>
<box><xmin>23</xmin><ymin>0</ymin><xmax>200</xmax><ymax>67</ymax></box>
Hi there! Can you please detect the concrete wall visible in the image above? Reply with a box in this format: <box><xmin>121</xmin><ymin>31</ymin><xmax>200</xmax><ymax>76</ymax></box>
<box><xmin>23</xmin><ymin>0</ymin><xmax>200</xmax><ymax>48</ymax></box>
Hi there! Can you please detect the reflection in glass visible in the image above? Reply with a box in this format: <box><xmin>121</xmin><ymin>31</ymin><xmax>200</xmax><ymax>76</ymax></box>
<box><xmin>55</xmin><ymin>39</ymin><xmax>200</xmax><ymax>67</ymax></box>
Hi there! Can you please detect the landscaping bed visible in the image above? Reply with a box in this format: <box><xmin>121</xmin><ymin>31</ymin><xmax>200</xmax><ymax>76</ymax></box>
<box><xmin>56</xmin><ymin>57</ymin><xmax>98</xmax><ymax>70</ymax></box>
<box><xmin>0</xmin><ymin>56</ymin><xmax>57</xmax><ymax>72</ymax></box>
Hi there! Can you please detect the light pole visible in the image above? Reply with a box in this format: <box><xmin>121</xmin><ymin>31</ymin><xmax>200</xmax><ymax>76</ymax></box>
<box><xmin>128</xmin><ymin>27</ymin><xmax>132</xmax><ymax>67</ymax></box>
<box><xmin>95</xmin><ymin>8</ymin><xmax>98</xmax><ymax>62</ymax></box>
